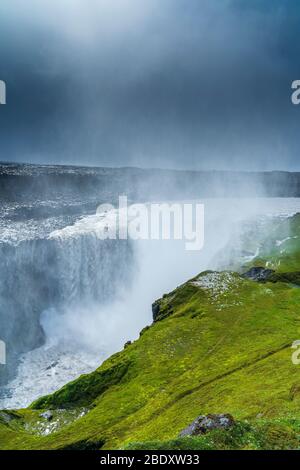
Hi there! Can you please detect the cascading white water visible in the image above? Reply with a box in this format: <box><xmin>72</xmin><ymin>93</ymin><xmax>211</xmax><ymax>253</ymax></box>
<box><xmin>0</xmin><ymin>221</ymin><xmax>135</xmax><ymax>389</ymax></box>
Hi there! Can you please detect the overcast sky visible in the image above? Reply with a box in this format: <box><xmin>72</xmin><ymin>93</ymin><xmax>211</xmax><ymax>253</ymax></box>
<box><xmin>0</xmin><ymin>0</ymin><xmax>300</xmax><ymax>170</ymax></box>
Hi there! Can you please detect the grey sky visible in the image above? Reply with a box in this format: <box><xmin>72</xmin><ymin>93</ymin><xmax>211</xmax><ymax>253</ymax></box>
<box><xmin>0</xmin><ymin>0</ymin><xmax>300</xmax><ymax>170</ymax></box>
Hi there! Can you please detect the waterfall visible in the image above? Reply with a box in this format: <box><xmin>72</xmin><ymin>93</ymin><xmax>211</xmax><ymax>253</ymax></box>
<box><xmin>0</xmin><ymin>225</ymin><xmax>135</xmax><ymax>386</ymax></box>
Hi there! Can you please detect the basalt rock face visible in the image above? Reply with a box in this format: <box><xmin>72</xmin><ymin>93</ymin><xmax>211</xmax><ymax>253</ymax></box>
<box><xmin>152</xmin><ymin>301</ymin><xmax>161</xmax><ymax>321</ymax></box>
<box><xmin>179</xmin><ymin>414</ymin><xmax>235</xmax><ymax>437</ymax></box>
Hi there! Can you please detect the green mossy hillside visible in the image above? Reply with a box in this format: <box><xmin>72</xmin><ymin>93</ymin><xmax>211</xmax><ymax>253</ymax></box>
<box><xmin>245</xmin><ymin>212</ymin><xmax>300</xmax><ymax>274</ymax></box>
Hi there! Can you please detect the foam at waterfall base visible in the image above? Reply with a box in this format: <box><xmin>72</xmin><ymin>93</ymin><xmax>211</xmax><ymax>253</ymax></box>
<box><xmin>0</xmin><ymin>342</ymin><xmax>101</xmax><ymax>409</ymax></box>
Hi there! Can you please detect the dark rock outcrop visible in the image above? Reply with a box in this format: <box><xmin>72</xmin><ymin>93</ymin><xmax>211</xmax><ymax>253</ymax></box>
<box><xmin>242</xmin><ymin>267</ymin><xmax>275</xmax><ymax>282</ymax></box>
<box><xmin>179</xmin><ymin>414</ymin><xmax>235</xmax><ymax>437</ymax></box>
<box><xmin>152</xmin><ymin>299</ymin><xmax>173</xmax><ymax>322</ymax></box>
<box><xmin>152</xmin><ymin>301</ymin><xmax>161</xmax><ymax>321</ymax></box>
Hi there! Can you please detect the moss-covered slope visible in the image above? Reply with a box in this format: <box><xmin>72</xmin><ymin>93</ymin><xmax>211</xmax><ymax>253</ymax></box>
<box><xmin>1</xmin><ymin>213</ymin><xmax>300</xmax><ymax>450</ymax></box>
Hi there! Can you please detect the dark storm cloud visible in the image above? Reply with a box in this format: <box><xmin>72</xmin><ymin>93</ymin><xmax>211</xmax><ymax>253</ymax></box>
<box><xmin>0</xmin><ymin>0</ymin><xmax>300</xmax><ymax>170</ymax></box>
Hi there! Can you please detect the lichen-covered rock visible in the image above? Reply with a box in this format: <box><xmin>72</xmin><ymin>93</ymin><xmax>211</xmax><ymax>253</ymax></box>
<box><xmin>179</xmin><ymin>414</ymin><xmax>235</xmax><ymax>437</ymax></box>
